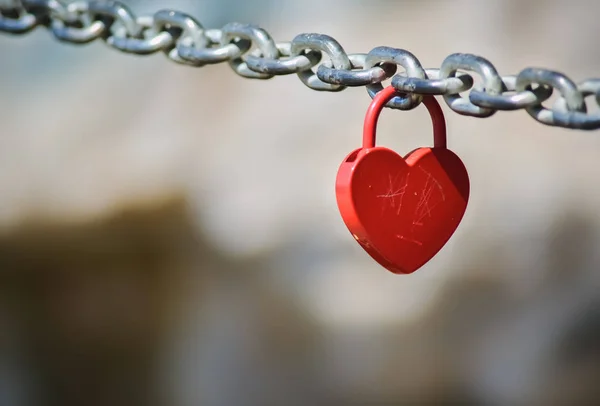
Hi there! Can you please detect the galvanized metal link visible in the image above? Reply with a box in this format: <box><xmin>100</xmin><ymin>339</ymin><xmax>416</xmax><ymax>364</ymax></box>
<box><xmin>87</xmin><ymin>0</ymin><xmax>139</xmax><ymax>38</ymax></box>
<box><xmin>178</xmin><ymin>28</ymin><xmax>250</xmax><ymax>66</ymax></box>
<box><xmin>470</xmin><ymin>75</ymin><xmax>553</xmax><ymax>111</ymax></box>
<box><xmin>365</xmin><ymin>46</ymin><xmax>427</xmax><ymax>110</ymax></box>
<box><xmin>517</xmin><ymin>68</ymin><xmax>600</xmax><ymax>130</ymax></box>
<box><xmin>392</xmin><ymin>68</ymin><xmax>474</xmax><ymax>96</ymax></box>
<box><xmin>246</xmin><ymin>42</ymin><xmax>321</xmax><ymax>76</ymax></box>
<box><xmin>0</xmin><ymin>1</ymin><xmax>38</xmax><ymax>33</ymax></box>
<box><xmin>1</xmin><ymin>0</ymin><xmax>599</xmax><ymax>130</ymax></box>
<box><xmin>290</xmin><ymin>33</ymin><xmax>352</xmax><ymax>92</ymax></box>
<box><xmin>107</xmin><ymin>15</ymin><xmax>173</xmax><ymax>55</ymax></box>
<box><xmin>49</xmin><ymin>1</ymin><xmax>106</xmax><ymax>44</ymax></box>
<box><xmin>152</xmin><ymin>9</ymin><xmax>208</xmax><ymax>65</ymax></box>
<box><xmin>220</xmin><ymin>23</ymin><xmax>278</xmax><ymax>79</ymax></box>
<box><xmin>316</xmin><ymin>53</ymin><xmax>396</xmax><ymax>87</ymax></box>
<box><xmin>579</xmin><ymin>79</ymin><xmax>600</xmax><ymax>106</ymax></box>
<box><xmin>439</xmin><ymin>53</ymin><xmax>504</xmax><ymax>118</ymax></box>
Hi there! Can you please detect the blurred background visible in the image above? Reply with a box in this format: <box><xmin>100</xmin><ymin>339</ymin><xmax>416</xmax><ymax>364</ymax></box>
<box><xmin>1</xmin><ymin>0</ymin><xmax>600</xmax><ymax>405</ymax></box>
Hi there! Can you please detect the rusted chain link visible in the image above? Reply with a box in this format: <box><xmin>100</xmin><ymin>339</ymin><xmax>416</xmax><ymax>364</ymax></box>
<box><xmin>1</xmin><ymin>0</ymin><xmax>599</xmax><ymax>130</ymax></box>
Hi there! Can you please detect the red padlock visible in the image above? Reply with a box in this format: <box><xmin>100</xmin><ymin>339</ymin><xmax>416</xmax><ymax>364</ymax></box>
<box><xmin>335</xmin><ymin>86</ymin><xmax>470</xmax><ymax>274</ymax></box>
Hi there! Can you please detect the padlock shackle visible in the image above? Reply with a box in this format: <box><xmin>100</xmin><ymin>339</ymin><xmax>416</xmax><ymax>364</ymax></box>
<box><xmin>362</xmin><ymin>86</ymin><xmax>447</xmax><ymax>150</ymax></box>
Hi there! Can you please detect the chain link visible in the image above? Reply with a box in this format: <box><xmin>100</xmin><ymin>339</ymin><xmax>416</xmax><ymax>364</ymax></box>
<box><xmin>1</xmin><ymin>0</ymin><xmax>599</xmax><ymax>130</ymax></box>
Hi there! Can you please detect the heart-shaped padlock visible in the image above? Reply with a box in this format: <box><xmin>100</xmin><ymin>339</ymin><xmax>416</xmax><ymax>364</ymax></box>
<box><xmin>336</xmin><ymin>86</ymin><xmax>470</xmax><ymax>274</ymax></box>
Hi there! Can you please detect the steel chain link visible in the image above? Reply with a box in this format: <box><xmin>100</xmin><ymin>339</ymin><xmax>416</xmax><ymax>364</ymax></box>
<box><xmin>2</xmin><ymin>0</ymin><xmax>600</xmax><ymax>130</ymax></box>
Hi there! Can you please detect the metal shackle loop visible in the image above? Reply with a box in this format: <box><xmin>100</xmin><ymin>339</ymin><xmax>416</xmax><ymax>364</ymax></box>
<box><xmin>362</xmin><ymin>86</ymin><xmax>447</xmax><ymax>150</ymax></box>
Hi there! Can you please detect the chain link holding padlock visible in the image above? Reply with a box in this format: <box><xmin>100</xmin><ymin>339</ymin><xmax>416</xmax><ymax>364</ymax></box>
<box><xmin>2</xmin><ymin>0</ymin><xmax>600</xmax><ymax>130</ymax></box>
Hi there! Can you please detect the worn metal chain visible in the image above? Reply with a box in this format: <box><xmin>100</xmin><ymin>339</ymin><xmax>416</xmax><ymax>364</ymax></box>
<box><xmin>2</xmin><ymin>0</ymin><xmax>600</xmax><ymax>130</ymax></box>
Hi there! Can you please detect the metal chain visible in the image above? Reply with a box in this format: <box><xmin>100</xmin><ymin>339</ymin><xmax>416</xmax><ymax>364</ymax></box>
<box><xmin>2</xmin><ymin>0</ymin><xmax>600</xmax><ymax>130</ymax></box>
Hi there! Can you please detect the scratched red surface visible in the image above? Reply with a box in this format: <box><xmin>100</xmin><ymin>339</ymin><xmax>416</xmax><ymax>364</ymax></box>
<box><xmin>336</xmin><ymin>146</ymin><xmax>469</xmax><ymax>274</ymax></box>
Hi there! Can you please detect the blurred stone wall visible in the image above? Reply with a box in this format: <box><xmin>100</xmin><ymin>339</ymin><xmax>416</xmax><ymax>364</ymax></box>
<box><xmin>1</xmin><ymin>1</ymin><xmax>600</xmax><ymax>405</ymax></box>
